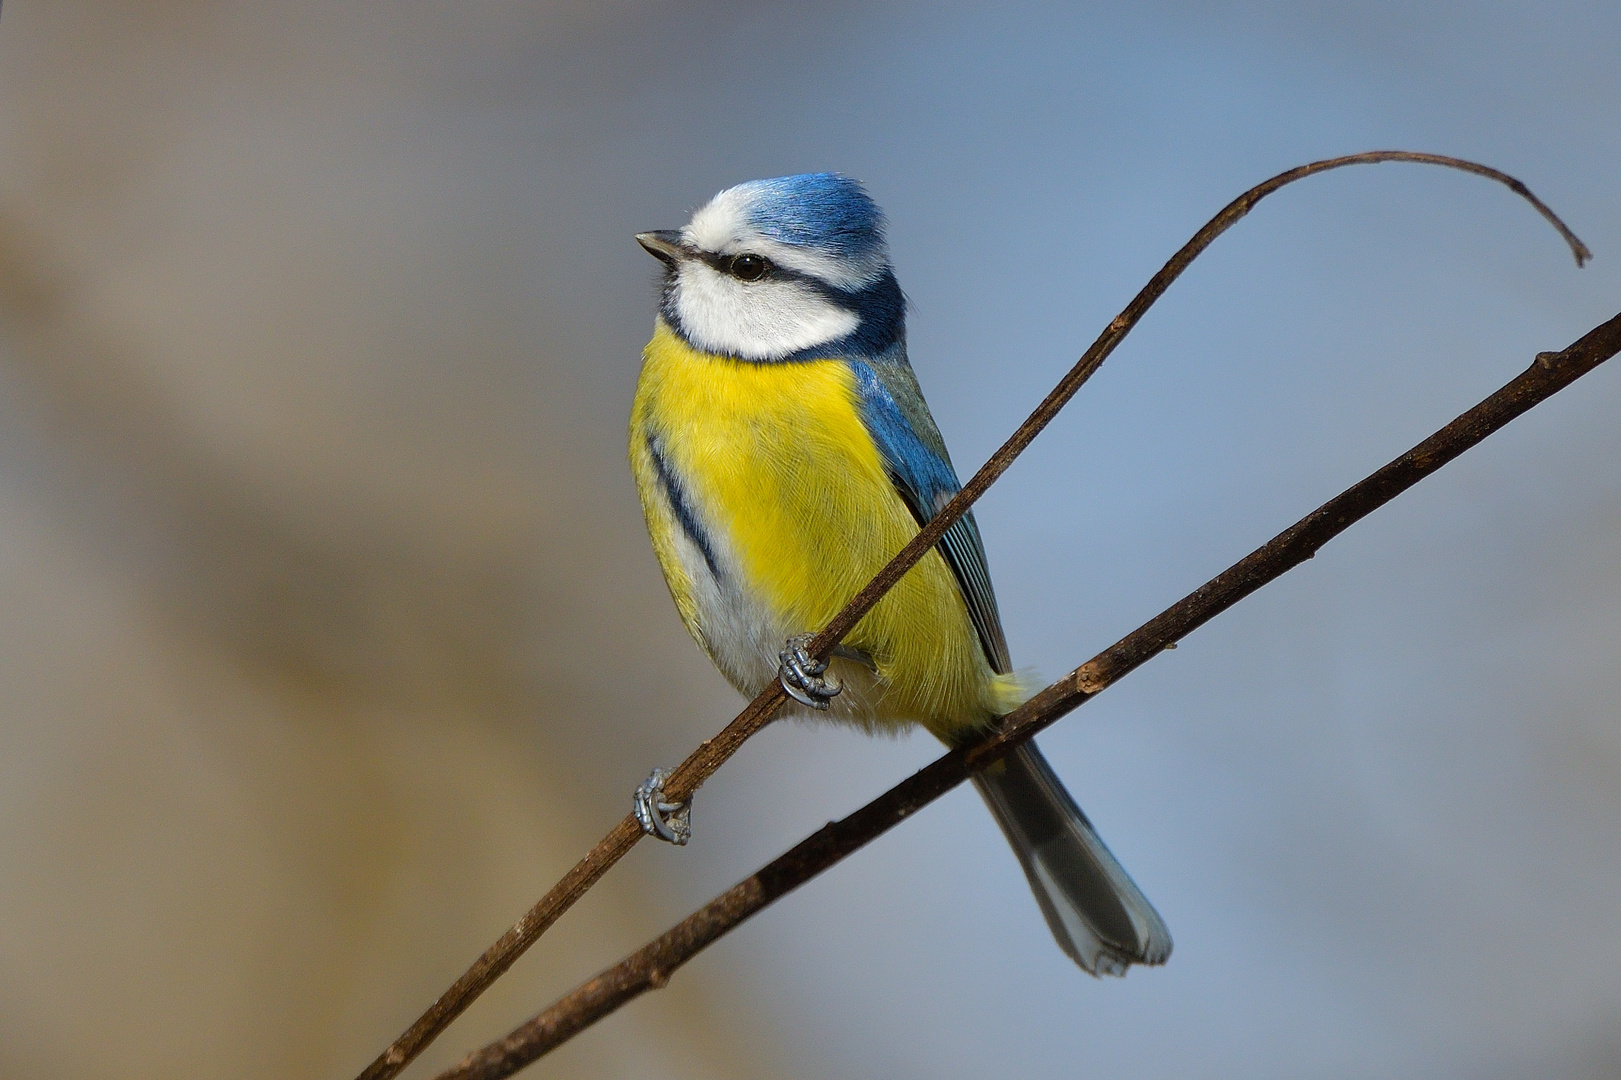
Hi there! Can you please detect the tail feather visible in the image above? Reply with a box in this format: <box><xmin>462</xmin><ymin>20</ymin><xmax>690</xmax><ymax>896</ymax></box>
<box><xmin>972</xmin><ymin>742</ymin><xmax>1171</xmax><ymax>976</ymax></box>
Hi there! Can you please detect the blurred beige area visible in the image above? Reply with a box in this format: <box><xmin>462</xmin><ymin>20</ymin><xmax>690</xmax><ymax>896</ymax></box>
<box><xmin>0</xmin><ymin>3</ymin><xmax>783</xmax><ymax>1078</ymax></box>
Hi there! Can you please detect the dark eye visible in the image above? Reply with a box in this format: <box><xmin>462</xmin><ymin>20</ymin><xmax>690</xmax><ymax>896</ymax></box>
<box><xmin>728</xmin><ymin>254</ymin><xmax>769</xmax><ymax>281</ymax></box>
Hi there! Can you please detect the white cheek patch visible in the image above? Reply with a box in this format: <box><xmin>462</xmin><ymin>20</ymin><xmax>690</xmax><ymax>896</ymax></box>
<box><xmin>672</xmin><ymin>264</ymin><xmax>860</xmax><ymax>361</ymax></box>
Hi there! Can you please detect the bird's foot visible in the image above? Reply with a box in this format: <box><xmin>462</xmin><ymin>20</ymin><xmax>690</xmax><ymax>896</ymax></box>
<box><xmin>779</xmin><ymin>634</ymin><xmax>842</xmax><ymax>710</ymax></box>
<box><xmin>633</xmin><ymin>767</ymin><xmax>691</xmax><ymax>845</ymax></box>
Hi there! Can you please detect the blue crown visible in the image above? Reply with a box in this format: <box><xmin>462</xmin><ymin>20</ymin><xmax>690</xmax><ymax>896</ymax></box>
<box><xmin>736</xmin><ymin>173</ymin><xmax>887</xmax><ymax>262</ymax></box>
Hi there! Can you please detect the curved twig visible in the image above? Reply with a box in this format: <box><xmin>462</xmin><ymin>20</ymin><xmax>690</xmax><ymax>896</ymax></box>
<box><xmin>355</xmin><ymin>152</ymin><xmax>1588</xmax><ymax>1080</ymax></box>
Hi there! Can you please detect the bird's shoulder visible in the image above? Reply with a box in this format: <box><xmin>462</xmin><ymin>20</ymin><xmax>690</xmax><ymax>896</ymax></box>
<box><xmin>834</xmin><ymin>346</ymin><xmax>1013</xmax><ymax>674</ymax></box>
<box><xmin>836</xmin><ymin>346</ymin><xmax>959</xmax><ymax>500</ymax></box>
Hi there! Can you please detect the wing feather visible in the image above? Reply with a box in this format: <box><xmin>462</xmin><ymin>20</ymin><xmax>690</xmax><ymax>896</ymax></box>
<box><xmin>845</xmin><ymin>352</ymin><xmax>1012</xmax><ymax>674</ymax></box>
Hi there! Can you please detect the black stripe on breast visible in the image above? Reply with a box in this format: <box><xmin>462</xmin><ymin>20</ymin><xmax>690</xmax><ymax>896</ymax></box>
<box><xmin>646</xmin><ymin>434</ymin><xmax>722</xmax><ymax>581</ymax></box>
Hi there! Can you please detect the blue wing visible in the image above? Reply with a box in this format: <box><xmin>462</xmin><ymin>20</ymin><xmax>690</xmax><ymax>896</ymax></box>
<box><xmin>845</xmin><ymin>351</ymin><xmax>1013</xmax><ymax>674</ymax></box>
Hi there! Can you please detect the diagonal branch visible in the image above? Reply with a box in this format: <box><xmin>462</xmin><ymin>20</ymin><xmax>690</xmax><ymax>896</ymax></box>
<box><xmin>434</xmin><ymin>309</ymin><xmax>1621</xmax><ymax>1080</ymax></box>
<box><xmin>355</xmin><ymin>152</ymin><xmax>1588</xmax><ymax>1080</ymax></box>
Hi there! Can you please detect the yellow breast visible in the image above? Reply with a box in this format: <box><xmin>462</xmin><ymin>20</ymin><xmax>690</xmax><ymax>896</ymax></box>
<box><xmin>629</xmin><ymin>319</ymin><xmax>1016</xmax><ymax>736</ymax></box>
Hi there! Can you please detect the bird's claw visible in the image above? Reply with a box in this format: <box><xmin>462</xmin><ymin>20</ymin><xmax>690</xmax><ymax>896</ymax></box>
<box><xmin>633</xmin><ymin>767</ymin><xmax>691</xmax><ymax>845</ymax></box>
<box><xmin>779</xmin><ymin>634</ymin><xmax>842</xmax><ymax>710</ymax></box>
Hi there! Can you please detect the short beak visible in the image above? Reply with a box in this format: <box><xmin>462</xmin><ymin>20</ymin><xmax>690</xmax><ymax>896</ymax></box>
<box><xmin>635</xmin><ymin>230</ymin><xmax>686</xmax><ymax>266</ymax></box>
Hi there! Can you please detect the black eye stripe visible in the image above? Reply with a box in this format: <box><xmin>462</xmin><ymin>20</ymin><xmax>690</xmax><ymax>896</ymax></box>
<box><xmin>687</xmin><ymin>249</ymin><xmax>857</xmax><ymax>307</ymax></box>
<box><xmin>693</xmin><ymin>250</ymin><xmax>775</xmax><ymax>280</ymax></box>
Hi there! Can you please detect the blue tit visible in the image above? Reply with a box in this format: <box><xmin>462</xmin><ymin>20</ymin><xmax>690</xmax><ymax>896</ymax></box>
<box><xmin>629</xmin><ymin>173</ymin><xmax>1170</xmax><ymax>976</ymax></box>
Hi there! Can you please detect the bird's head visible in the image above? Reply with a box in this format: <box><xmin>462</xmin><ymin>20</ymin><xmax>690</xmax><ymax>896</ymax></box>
<box><xmin>637</xmin><ymin>173</ymin><xmax>904</xmax><ymax>362</ymax></box>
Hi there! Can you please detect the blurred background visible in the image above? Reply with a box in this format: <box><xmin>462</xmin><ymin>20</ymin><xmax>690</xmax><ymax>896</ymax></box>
<box><xmin>0</xmin><ymin>2</ymin><xmax>1617</xmax><ymax>1078</ymax></box>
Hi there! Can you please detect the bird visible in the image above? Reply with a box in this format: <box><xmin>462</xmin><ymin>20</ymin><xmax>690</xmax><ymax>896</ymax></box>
<box><xmin>627</xmin><ymin>172</ymin><xmax>1171</xmax><ymax>976</ymax></box>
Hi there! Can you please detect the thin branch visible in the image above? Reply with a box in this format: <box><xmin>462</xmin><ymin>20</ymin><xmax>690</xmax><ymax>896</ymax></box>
<box><xmin>355</xmin><ymin>153</ymin><xmax>1588</xmax><ymax>1080</ymax></box>
<box><xmin>434</xmin><ymin>309</ymin><xmax>1621</xmax><ymax>1080</ymax></box>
